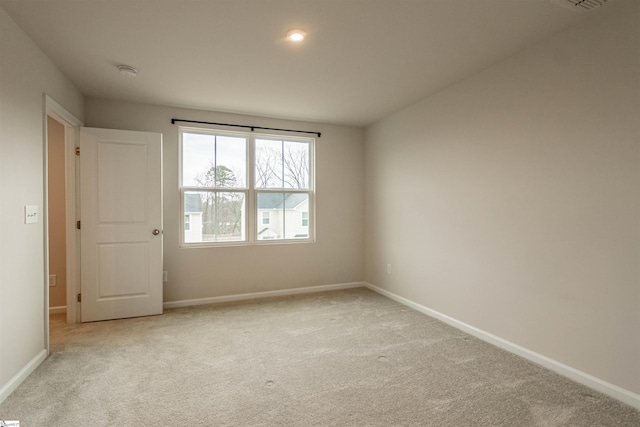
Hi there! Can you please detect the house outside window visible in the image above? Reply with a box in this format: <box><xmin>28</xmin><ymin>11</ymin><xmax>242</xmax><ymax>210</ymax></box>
<box><xmin>183</xmin><ymin>193</ymin><xmax>203</xmax><ymax>243</ymax></box>
<box><xmin>180</xmin><ymin>127</ymin><xmax>314</xmax><ymax>246</ymax></box>
<box><xmin>256</xmin><ymin>193</ymin><xmax>309</xmax><ymax>240</ymax></box>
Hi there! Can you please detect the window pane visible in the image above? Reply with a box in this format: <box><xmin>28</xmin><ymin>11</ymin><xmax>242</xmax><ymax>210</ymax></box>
<box><xmin>182</xmin><ymin>133</ymin><xmax>214</xmax><ymax>187</ymax></box>
<box><xmin>283</xmin><ymin>141</ymin><xmax>309</xmax><ymax>189</ymax></box>
<box><xmin>257</xmin><ymin>192</ymin><xmax>309</xmax><ymax>240</ymax></box>
<box><xmin>255</xmin><ymin>139</ymin><xmax>283</xmax><ymax>188</ymax></box>
<box><xmin>182</xmin><ymin>133</ymin><xmax>246</xmax><ymax>189</ymax></box>
<box><xmin>216</xmin><ymin>135</ymin><xmax>246</xmax><ymax>188</ymax></box>
<box><xmin>184</xmin><ymin>191</ymin><xmax>245</xmax><ymax>243</ymax></box>
<box><xmin>284</xmin><ymin>193</ymin><xmax>309</xmax><ymax>239</ymax></box>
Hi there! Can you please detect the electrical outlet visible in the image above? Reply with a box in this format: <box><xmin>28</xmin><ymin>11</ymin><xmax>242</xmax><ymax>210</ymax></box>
<box><xmin>49</xmin><ymin>274</ymin><xmax>56</xmax><ymax>286</ymax></box>
<box><xmin>162</xmin><ymin>271</ymin><xmax>168</xmax><ymax>282</ymax></box>
<box><xmin>387</xmin><ymin>264</ymin><xmax>392</xmax><ymax>274</ymax></box>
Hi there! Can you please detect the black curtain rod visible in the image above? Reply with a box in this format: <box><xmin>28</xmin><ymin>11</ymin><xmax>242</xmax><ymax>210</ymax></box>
<box><xmin>171</xmin><ymin>118</ymin><xmax>321</xmax><ymax>137</ymax></box>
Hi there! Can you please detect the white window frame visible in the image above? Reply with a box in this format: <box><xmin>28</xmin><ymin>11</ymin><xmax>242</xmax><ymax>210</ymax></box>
<box><xmin>184</xmin><ymin>214</ymin><xmax>191</xmax><ymax>231</ymax></box>
<box><xmin>179</xmin><ymin>126</ymin><xmax>315</xmax><ymax>247</ymax></box>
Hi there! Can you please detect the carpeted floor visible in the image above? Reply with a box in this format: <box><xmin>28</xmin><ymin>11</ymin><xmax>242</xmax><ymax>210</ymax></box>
<box><xmin>1</xmin><ymin>287</ymin><xmax>638</xmax><ymax>426</ymax></box>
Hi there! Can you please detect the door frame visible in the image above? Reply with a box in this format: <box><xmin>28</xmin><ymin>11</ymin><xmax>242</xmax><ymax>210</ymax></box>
<box><xmin>43</xmin><ymin>95</ymin><xmax>83</xmax><ymax>351</ymax></box>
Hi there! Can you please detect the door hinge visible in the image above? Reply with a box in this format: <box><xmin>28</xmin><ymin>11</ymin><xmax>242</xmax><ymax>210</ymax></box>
<box><xmin>77</xmin><ymin>293</ymin><xmax>82</xmax><ymax>303</ymax></box>
<box><xmin>76</xmin><ymin>220</ymin><xmax>81</xmax><ymax>230</ymax></box>
<box><xmin>75</xmin><ymin>146</ymin><xmax>80</xmax><ymax>156</ymax></box>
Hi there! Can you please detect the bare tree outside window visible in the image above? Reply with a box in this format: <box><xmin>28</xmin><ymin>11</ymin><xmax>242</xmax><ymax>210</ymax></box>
<box><xmin>255</xmin><ymin>139</ymin><xmax>309</xmax><ymax>189</ymax></box>
<box><xmin>195</xmin><ymin>164</ymin><xmax>244</xmax><ymax>240</ymax></box>
<box><xmin>284</xmin><ymin>141</ymin><xmax>309</xmax><ymax>189</ymax></box>
<box><xmin>255</xmin><ymin>142</ymin><xmax>281</xmax><ymax>188</ymax></box>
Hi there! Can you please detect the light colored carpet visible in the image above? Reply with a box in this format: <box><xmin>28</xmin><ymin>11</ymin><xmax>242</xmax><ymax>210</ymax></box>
<box><xmin>1</xmin><ymin>287</ymin><xmax>638</xmax><ymax>426</ymax></box>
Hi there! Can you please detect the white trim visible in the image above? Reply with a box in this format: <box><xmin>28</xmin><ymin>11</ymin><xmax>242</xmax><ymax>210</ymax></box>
<box><xmin>0</xmin><ymin>349</ymin><xmax>47</xmax><ymax>404</ymax></box>
<box><xmin>45</xmin><ymin>95</ymin><xmax>82</xmax><ymax>127</ymax></box>
<box><xmin>66</xmin><ymin>125</ymin><xmax>81</xmax><ymax>324</ymax></box>
<box><xmin>43</xmin><ymin>95</ymin><xmax>50</xmax><ymax>352</ymax></box>
<box><xmin>49</xmin><ymin>306</ymin><xmax>67</xmax><ymax>314</ymax></box>
<box><xmin>364</xmin><ymin>282</ymin><xmax>640</xmax><ymax>410</ymax></box>
<box><xmin>163</xmin><ymin>282</ymin><xmax>364</xmax><ymax>309</ymax></box>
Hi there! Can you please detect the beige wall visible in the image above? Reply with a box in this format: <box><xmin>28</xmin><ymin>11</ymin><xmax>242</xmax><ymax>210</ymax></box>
<box><xmin>47</xmin><ymin>116</ymin><xmax>67</xmax><ymax>308</ymax></box>
<box><xmin>84</xmin><ymin>99</ymin><xmax>365</xmax><ymax>302</ymax></box>
<box><xmin>365</xmin><ymin>0</ymin><xmax>639</xmax><ymax>396</ymax></box>
<box><xmin>0</xmin><ymin>7</ymin><xmax>83</xmax><ymax>393</ymax></box>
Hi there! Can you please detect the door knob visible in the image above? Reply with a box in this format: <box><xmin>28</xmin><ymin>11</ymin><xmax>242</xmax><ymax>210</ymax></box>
<box><xmin>152</xmin><ymin>229</ymin><xmax>161</xmax><ymax>235</ymax></box>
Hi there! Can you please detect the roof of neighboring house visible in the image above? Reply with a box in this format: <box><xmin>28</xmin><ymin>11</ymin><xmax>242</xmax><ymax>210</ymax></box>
<box><xmin>257</xmin><ymin>193</ymin><xmax>307</xmax><ymax>210</ymax></box>
<box><xmin>184</xmin><ymin>193</ymin><xmax>202</xmax><ymax>213</ymax></box>
<box><xmin>258</xmin><ymin>227</ymin><xmax>277</xmax><ymax>236</ymax></box>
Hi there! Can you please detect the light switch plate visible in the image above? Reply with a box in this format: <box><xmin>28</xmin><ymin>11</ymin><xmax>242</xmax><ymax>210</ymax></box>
<box><xmin>25</xmin><ymin>205</ymin><xmax>38</xmax><ymax>224</ymax></box>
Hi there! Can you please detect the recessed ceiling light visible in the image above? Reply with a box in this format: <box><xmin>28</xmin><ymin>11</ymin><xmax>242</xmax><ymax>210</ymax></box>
<box><xmin>117</xmin><ymin>64</ymin><xmax>138</xmax><ymax>77</ymax></box>
<box><xmin>286</xmin><ymin>29</ymin><xmax>306</xmax><ymax>43</ymax></box>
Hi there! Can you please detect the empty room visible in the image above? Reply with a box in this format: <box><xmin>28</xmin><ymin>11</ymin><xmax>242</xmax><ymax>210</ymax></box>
<box><xmin>0</xmin><ymin>0</ymin><xmax>638</xmax><ymax>425</ymax></box>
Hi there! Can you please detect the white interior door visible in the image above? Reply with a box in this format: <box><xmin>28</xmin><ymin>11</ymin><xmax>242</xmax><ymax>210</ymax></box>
<box><xmin>80</xmin><ymin>127</ymin><xmax>162</xmax><ymax>322</ymax></box>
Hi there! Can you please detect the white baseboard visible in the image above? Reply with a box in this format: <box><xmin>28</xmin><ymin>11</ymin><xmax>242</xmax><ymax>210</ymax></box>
<box><xmin>364</xmin><ymin>282</ymin><xmax>640</xmax><ymax>410</ymax></box>
<box><xmin>163</xmin><ymin>282</ymin><xmax>365</xmax><ymax>309</ymax></box>
<box><xmin>49</xmin><ymin>306</ymin><xmax>66</xmax><ymax>314</ymax></box>
<box><xmin>0</xmin><ymin>349</ymin><xmax>47</xmax><ymax>404</ymax></box>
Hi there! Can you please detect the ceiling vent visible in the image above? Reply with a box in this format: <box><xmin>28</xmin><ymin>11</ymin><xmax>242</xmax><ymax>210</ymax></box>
<box><xmin>549</xmin><ymin>0</ymin><xmax>610</xmax><ymax>13</ymax></box>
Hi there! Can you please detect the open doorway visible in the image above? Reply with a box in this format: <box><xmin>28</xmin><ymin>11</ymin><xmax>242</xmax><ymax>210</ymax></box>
<box><xmin>44</xmin><ymin>95</ymin><xmax>83</xmax><ymax>352</ymax></box>
<box><xmin>47</xmin><ymin>116</ymin><xmax>68</xmax><ymax>316</ymax></box>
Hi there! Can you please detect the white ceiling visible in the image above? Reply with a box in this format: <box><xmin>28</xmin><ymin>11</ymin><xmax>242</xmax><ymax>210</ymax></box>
<box><xmin>1</xmin><ymin>0</ymin><xmax>592</xmax><ymax>126</ymax></box>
